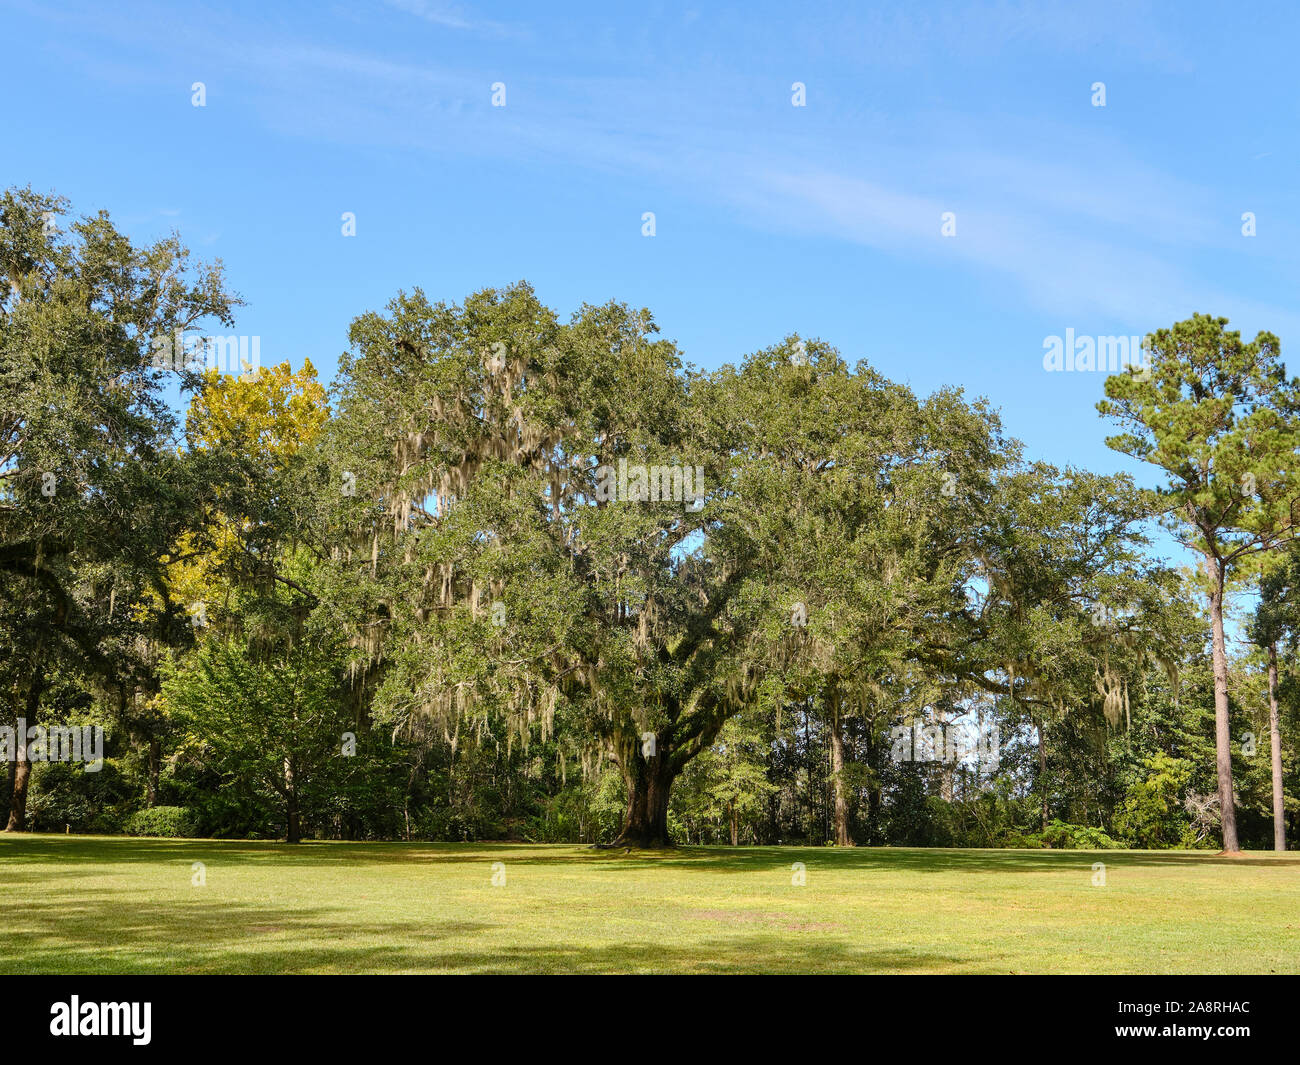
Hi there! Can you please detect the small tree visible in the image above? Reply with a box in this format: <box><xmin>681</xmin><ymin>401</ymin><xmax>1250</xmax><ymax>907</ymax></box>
<box><xmin>684</xmin><ymin>713</ymin><xmax>776</xmax><ymax>845</ymax></box>
<box><xmin>1099</xmin><ymin>315</ymin><xmax>1300</xmax><ymax>852</ymax></box>
<box><xmin>163</xmin><ymin>630</ymin><xmax>349</xmax><ymax>843</ymax></box>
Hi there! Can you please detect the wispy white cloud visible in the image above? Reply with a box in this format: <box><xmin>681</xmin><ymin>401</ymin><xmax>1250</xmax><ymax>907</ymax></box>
<box><xmin>194</xmin><ymin>36</ymin><xmax>1300</xmax><ymax>337</ymax></box>
<box><xmin>14</xmin><ymin>0</ymin><xmax>1295</xmax><ymax>340</ymax></box>
<box><xmin>382</xmin><ymin>0</ymin><xmax>516</xmax><ymax>37</ymax></box>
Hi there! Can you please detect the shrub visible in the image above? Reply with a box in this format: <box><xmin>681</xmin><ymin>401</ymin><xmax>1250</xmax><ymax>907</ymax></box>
<box><xmin>122</xmin><ymin>806</ymin><xmax>197</xmax><ymax>837</ymax></box>
<box><xmin>26</xmin><ymin>758</ymin><xmax>135</xmax><ymax>834</ymax></box>
<box><xmin>1114</xmin><ymin>754</ymin><xmax>1194</xmax><ymax>848</ymax></box>
<box><xmin>1025</xmin><ymin>819</ymin><xmax>1122</xmax><ymax>849</ymax></box>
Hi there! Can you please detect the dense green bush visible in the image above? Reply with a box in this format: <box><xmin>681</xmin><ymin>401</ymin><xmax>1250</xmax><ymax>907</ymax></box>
<box><xmin>1022</xmin><ymin>819</ymin><xmax>1123</xmax><ymax>849</ymax></box>
<box><xmin>525</xmin><ymin>770</ymin><xmax>624</xmax><ymax>843</ymax></box>
<box><xmin>26</xmin><ymin>758</ymin><xmax>135</xmax><ymax>834</ymax></box>
<box><xmin>1113</xmin><ymin>754</ymin><xmax>1195</xmax><ymax>848</ymax></box>
<box><xmin>122</xmin><ymin>806</ymin><xmax>197</xmax><ymax>837</ymax></box>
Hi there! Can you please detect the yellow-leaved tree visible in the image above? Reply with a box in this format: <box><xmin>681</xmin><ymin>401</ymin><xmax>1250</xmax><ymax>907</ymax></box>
<box><xmin>168</xmin><ymin>360</ymin><xmax>329</xmax><ymax>621</ymax></box>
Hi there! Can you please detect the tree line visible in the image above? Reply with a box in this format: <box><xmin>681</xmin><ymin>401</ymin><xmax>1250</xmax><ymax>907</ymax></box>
<box><xmin>3</xmin><ymin>187</ymin><xmax>1298</xmax><ymax>850</ymax></box>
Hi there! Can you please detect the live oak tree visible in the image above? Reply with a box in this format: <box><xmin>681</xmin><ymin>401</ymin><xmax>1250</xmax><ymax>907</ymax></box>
<box><xmin>1099</xmin><ymin>314</ymin><xmax>1300</xmax><ymax>852</ymax></box>
<box><xmin>697</xmin><ymin>337</ymin><xmax>1012</xmax><ymax>846</ymax></box>
<box><xmin>328</xmin><ymin>284</ymin><xmax>753</xmax><ymax>847</ymax></box>
<box><xmin>967</xmin><ymin>463</ymin><xmax>1196</xmax><ymax>829</ymax></box>
<box><xmin>328</xmin><ymin>284</ymin><xmax>1199</xmax><ymax>847</ymax></box>
<box><xmin>0</xmin><ymin>187</ymin><xmax>238</xmax><ymax>829</ymax></box>
<box><xmin>748</xmin><ymin>370</ymin><xmax>1185</xmax><ymax>842</ymax></box>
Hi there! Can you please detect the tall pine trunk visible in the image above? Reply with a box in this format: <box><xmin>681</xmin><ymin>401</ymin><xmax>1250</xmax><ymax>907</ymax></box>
<box><xmin>803</xmin><ymin>706</ymin><xmax>815</xmax><ymax>843</ymax></box>
<box><xmin>284</xmin><ymin>755</ymin><xmax>301</xmax><ymax>844</ymax></box>
<box><xmin>286</xmin><ymin>792</ymin><xmax>301</xmax><ymax>844</ymax></box>
<box><xmin>1035</xmin><ymin>717</ymin><xmax>1048</xmax><ymax>832</ymax></box>
<box><xmin>864</xmin><ymin>725</ymin><xmax>883</xmax><ymax>844</ymax></box>
<box><xmin>147</xmin><ymin>736</ymin><xmax>161</xmax><ymax>808</ymax></box>
<box><xmin>828</xmin><ymin>690</ymin><xmax>853</xmax><ymax>846</ymax></box>
<box><xmin>1207</xmin><ymin>558</ymin><xmax>1239</xmax><ymax>852</ymax></box>
<box><xmin>1268</xmin><ymin>643</ymin><xmax>1286</xmax><ymax>851</ymax></box>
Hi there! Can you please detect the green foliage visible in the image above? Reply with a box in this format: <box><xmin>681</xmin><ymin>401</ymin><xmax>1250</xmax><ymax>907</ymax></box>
<box><xmin>26</xmin><ymin>758</ymin><xmax>135</xmax><ymax>834</ymax></box>
<box><xmin>4</xmin><ymin>199</ymin><xmax>1297</xmax><ymax>855</ymax></box>
<box><xmin>1114</xmin><ymin>754</ymin><xmax>1198</xmax><ymax>849</ymax></box>
<box><xmin>1024</xmin><ymin>819</ymin><xmax>1123</xmax><ymax>850</ymax></box>
<box><xmin>1</xmin><ymin>184</ymin><xmax>240</xmax><ymax>697</ymax></box>
<box><xmin>161</xmin><ymin>627</ymin><xmax>354</xmax><ymax>841</ymax></box>
<box><xmin>122</xmin><ymin>806</ymin><xmax>196</xmax><ymax>837</ymax></box>
<box><xmin>674</xmin><ymin>713</ymin><xmax>776</xmax><ymax>844</ymax></box>
<box><xmin>1099</xmin><ymin>313</ymin><xmax>1300</xmax><ymax>850</ymax></box>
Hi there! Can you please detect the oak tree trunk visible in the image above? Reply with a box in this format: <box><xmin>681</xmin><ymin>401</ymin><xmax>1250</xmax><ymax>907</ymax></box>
<box><xmin>5</xmin><ymin>756</ymin><xmax>31</xmax><ymax>832</ymax></box>
<box><xmin>3</xmin><ymin>756</ymin><xmax>14</xmax><ymax>819</ymax></box>
<box><xmin>5</xmin><ymin>673</ymin><xmax>43</xmax><ymax>832</ymax></box>
<box><xmin>286</xmin><ymin>792</ymin><xmax>301</xmax><ymax>844</ymax></box>
<box><xmin>614</xmin><ymin>749</ymin><xmax>677</xmax><ymax>848</ymax></box>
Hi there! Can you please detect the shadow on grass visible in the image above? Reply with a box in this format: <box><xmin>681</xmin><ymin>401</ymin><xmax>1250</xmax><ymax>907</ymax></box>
<box><xmin>626</xmin><ymin>846</ymin><xmax>1300</xmax><ymax>874</ymax></box>
<box><xmin>1</xmin><ymin>885</ymin><xmax>964</xmax><ymax>974</ymax></box>
<box><xmin>3</xmin><ymin>834</ymin><xmax>1299</xmax><ymax>876</ymax></box>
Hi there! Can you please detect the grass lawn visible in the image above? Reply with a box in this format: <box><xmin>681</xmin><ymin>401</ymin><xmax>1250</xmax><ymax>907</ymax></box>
<box><xmin>2</xmin><ymin>834</ymin><xmax>1297</xmax><ymax>974</ymax></box>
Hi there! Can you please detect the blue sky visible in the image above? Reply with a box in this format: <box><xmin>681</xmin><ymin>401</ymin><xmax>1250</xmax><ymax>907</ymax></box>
<box><xmin>5</xmin><ymin>0</ymin><xmax>1299</xmax><ymax>495</ymax></box>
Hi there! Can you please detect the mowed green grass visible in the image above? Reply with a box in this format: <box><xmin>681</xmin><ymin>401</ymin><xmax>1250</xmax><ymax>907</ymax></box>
<box><xmin>2</xmin><ymin>834</ymin><xmax>1297</xmax><ymax>974</ymax></box>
